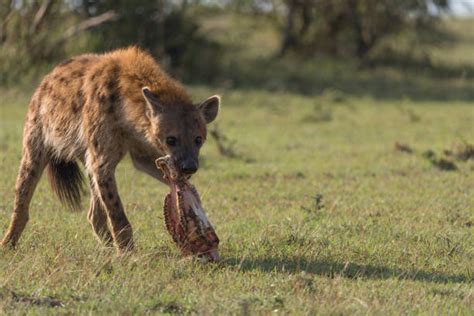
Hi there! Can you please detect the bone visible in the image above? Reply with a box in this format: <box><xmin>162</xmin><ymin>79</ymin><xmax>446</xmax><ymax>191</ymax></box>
<box><xmin>155</xmin><ymin>156</ymin><xmax>220</xmax><ymax>262</ymax></box>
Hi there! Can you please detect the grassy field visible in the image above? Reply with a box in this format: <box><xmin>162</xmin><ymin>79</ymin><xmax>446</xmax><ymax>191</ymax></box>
<box><xmin>1</xmin><ymin>18</ymin><xmax>474</xmax><ymax>315</ymax></box>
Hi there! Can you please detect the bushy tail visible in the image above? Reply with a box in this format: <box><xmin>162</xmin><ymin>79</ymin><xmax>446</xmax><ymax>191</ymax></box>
<box><xmin>47</xmin><ymin>160</ymin><xmax>84</xmax><ymax>210</ymax></box>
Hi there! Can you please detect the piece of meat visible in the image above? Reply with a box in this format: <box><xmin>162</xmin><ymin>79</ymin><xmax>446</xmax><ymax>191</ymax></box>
<box><xmin>156</xmin><ymin>156</ymin><xmax>220</xmax><ymax>262</ymax></box>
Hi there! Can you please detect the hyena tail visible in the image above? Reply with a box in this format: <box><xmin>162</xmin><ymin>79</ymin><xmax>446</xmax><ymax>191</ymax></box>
<box><xmin>47</xmin><ymin>160</ymin><xmax>84</xmax><ymax>211</ymax></box>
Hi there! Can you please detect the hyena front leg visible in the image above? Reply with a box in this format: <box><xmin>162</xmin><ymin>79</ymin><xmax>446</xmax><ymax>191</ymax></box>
<box><xmin>130</xmin><ymin>153</ymin><xmax>167</xmax><ymax>184</ymax></box>
<box><xmin>1</xmin><ymin>125</ymin><xmax>47</xmax><ymax>248</ymax></box>
<box><xmin>87</xmin><ymin>184</ymin><xmax>113</xmax><ymax>246</ymax></box>
<box><xmin>87</xmin><ymin>156</ymin><xmax>134</xmax><ymax>253</ymax></box>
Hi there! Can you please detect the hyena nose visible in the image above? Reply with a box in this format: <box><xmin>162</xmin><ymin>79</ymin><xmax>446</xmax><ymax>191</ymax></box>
<box><xmin>180</xmin><ymin>159</ymin><xmax>198</xmax><ymax>174</ymax></box>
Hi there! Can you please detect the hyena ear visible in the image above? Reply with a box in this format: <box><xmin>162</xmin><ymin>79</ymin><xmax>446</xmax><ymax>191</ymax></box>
<box><xmin>198</xmin><ymin>95</ymin><xmax>220</xmax><ymax>124</ymax></box>
<box><xmin>142</xmin><ymin>87</ymin><xmax>163</xmax><ymax>116</ymax></box>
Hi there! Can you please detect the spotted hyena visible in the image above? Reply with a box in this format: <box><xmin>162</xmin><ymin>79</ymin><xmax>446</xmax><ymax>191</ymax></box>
<box><xmin>1</xmin><ymin>47</ymin><xmax>220</xmax><ymax>253</ymax></box>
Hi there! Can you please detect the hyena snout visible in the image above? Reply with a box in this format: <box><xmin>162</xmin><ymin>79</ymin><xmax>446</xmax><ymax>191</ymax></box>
<box><xmin>179</xmin><ymin>157</ymin><xmax>198</xmax><ymax>175</ymax></box>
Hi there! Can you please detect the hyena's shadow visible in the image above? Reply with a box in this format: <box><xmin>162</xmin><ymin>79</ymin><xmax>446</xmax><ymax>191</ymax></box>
<box><xmin>221</xmin><ymin>256</ymin><xmax>471</xmax><ymax>284</ymax></box>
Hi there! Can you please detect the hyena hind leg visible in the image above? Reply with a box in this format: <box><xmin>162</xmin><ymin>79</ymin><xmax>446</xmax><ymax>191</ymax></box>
<box><xmin>1</xmin><ymin>140</ymin><xmax>47</xmax><ymax>248</ymax></box>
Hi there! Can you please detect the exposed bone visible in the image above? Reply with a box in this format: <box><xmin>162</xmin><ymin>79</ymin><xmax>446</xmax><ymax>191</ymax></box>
<box><xmin>156</xmin><ymin>156</ymin><xmax>220</xmax><ymax>262</ymax></box>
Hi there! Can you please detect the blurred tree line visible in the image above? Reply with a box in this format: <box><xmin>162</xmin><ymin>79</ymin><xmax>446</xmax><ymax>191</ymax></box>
<box><xmin>0</xmin><ymin>0</ymin><xmax>449</xmax><ymax>86</ymax></box>
<box><xmin>277</xmin><ymin>0</ymin><xmax>448</xmax><ymax>57</ymax></box>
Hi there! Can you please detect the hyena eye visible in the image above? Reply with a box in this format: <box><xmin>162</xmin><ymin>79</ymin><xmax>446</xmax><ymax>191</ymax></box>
<box><xmin>166</xmin><ymin>136</ymin><xmax>177</xmax><ymax>147</ymax></box>
<box><xmin>195</xmin><ymin>136</ymin><xmax>203</xmax><ymax>146</ymax></box>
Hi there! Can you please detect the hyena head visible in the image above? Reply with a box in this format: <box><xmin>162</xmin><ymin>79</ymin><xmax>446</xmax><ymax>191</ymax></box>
<box><xmin>142</xmin><ymin>87</ymin><xmax>220</xmax><ymax>175</ymax></box>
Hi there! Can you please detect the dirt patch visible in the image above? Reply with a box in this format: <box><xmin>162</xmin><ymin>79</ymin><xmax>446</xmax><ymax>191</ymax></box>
<box><xmin>431</xmin><ymin>158</ymin><xmax>458</xmax><ymax>171</ymax></box>
<box><xmin>422</xmin><ymin>150</ymin><xmax>458</xmax><ymax>171</ymax></box>
<box><xmin>394</xmin><ymin>141</ymin><xmax>414</xmax><ymax>154</ymax></box>
<box><xmin>148</xmin><ymin>301</ymin><xmax>185</xmax><ymax>314</ymax></box>
<box><xmin>444</xmin><ymin>142</ymin><xmax>474</xmax><ymax>161</ymax></box>
<box><xmin>0</xmin><ymin>288</ymin><xmax>65</xmax><ymax>308</ymax></box>
<box><xmin>395</xmin><ymin>143</ymin><xmax>465</xmax><ymax>171</ymax></box>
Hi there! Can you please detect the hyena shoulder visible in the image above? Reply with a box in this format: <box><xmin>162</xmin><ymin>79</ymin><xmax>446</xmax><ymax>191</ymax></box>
<box><xmin>108</xmin><ymin>47</ymin><xmax>192</xmax><ymax>106</ymax></box>
<box><xmin>37</xmin><ymin>47</ymin><xmax>191</xmax><ymax>115</ymax></box>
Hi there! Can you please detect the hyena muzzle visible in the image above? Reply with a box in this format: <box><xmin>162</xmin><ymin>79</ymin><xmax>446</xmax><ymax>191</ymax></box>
<box><xmin>1</xmin><ymin>47</ymin><xmax>220</xmax><ymax>253</ymax></box>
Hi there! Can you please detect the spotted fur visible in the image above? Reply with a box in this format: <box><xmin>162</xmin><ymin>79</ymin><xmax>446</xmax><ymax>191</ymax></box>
<box><xmin>1</xmin><ymin>47</ymin><xmax>220</xmax><ymax>253</ymax></box>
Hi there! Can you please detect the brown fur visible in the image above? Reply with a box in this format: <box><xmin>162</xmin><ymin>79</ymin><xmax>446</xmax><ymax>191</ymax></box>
<box><xmin>1</xmin><ymin>47</ymin><xmax>220</xmax><ymax>253</ymax></box>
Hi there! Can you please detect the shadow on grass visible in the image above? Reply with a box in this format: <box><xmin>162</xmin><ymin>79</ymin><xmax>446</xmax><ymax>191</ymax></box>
<box><xmin>222</xmin><ymin>257</ymin><xmax>472</xmax><ymax>284</ymax></box>
<box><xmin>205</xmin><ymin>56</ymin><xmax>474</xmax><ymax>102</ymax></box>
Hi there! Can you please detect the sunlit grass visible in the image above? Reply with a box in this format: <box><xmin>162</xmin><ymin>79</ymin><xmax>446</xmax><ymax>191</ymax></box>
<box><xmin>0</xmin><ymin>85</ymin><xmax>473</xmax><ymax>314</ymax></box>
<box><xmin>0</xmin><ymin>14</ymin><xmax>473</xmax><ymax>316</ymax></box>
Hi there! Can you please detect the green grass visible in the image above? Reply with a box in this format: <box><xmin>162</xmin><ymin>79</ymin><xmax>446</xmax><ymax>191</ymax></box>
<box><xmin>0</xmin><ymin>16</ymin><xmax>474</xmax><ymax>316</ymax></box>
<box><xmin>0</xmin><ymin>86</ymin><xmax>473</xmax><ymax>314</ymax></box>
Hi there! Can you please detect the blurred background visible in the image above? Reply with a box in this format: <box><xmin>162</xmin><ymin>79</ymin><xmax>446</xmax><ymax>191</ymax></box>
<box><xmin>0</xmin><ymin>0</ymin><xmax>473</xmax><ymax>100</ymax></box>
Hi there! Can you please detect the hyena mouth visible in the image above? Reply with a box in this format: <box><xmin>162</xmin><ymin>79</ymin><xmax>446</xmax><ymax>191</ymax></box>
<box><xmin>155</xmin><ymin>155</ymin><xmax>220</xmax><ymax>262</ymax></box>
<box><xmin>165</xmin><ymin>156</ymin><xmax>195</xmax><ymax>179</ymax></box>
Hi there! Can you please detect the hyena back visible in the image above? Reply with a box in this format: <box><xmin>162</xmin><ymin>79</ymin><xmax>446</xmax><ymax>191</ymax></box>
<box><xmin>1</xmin><ymin>47</ymin><xmax>220</xmax><ymax>253</ymax></box>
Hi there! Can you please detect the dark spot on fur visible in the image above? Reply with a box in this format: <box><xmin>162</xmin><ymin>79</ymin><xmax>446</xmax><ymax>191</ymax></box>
<box><xmin>98</xmin><ymin>179</ymin><xmax>108</xmax><ymax>188</ymax></box>
<box><xmin>98</xmin><ymin>161</ymin><xmax>107</xmax><ymax>171</ymax></box>
<box><xmin>98</xmin><ymin>94</ymin><xmax>106</xmax><ymax>104</ymax></box>
<box><xmin>106</xmin><ymin>79</ymin><xmax>115</xmax><ymax>91</ymax></box>
<box><xmin>72</xmin><ymin>102</ymin><xmax>79</xmax><ymax>113</ymax></box>
<box><xmin>109</xmin><ymin>92</ymin><xmax>118</xmax><ymax>103</ymax></box>
<box><xmin>107</xmin><ymin>191</ymin><xmax>114</xmax><ymax>200</ymax></box>
<box><xmin>97</xmin><ymin>176</ymin><xmax>109</xmax><ymax>187</ymax></box>
<box><xmin>91</xmin><ymin>68</ymin><xmax>103</xmax><ymax>80</ymax></box>
<box><xmin>40</xmin><ymin>81</ymin><xmax>49</xmax><ymax>92</ymax></box>
<box><xmin>108</xmin><ymin>93</ymin><xmax>118</xmax><ymax>113</ymax></box>
<box><xmin>113</xmin><ymin>201</ymin><xmax>121</xmax><ymax>210</ymax></box>
<box><xmin>71</xmin><ymin>70</ymin><xmax>83</xmax><ymax>78</ymax></box>
<box><xmin>77</xmin><ymin>90</ymin><xmax>85</xmax><ymax>105</ymax></box>
<box><xmin>93</xmin><ymin>140</ymin><xmax>99</xmax><ymax>148</ymax></box>
<box><xmin>110</xmin><ymin>210</ymin><xmax>124</xmax><ymax>222</ymax></box>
